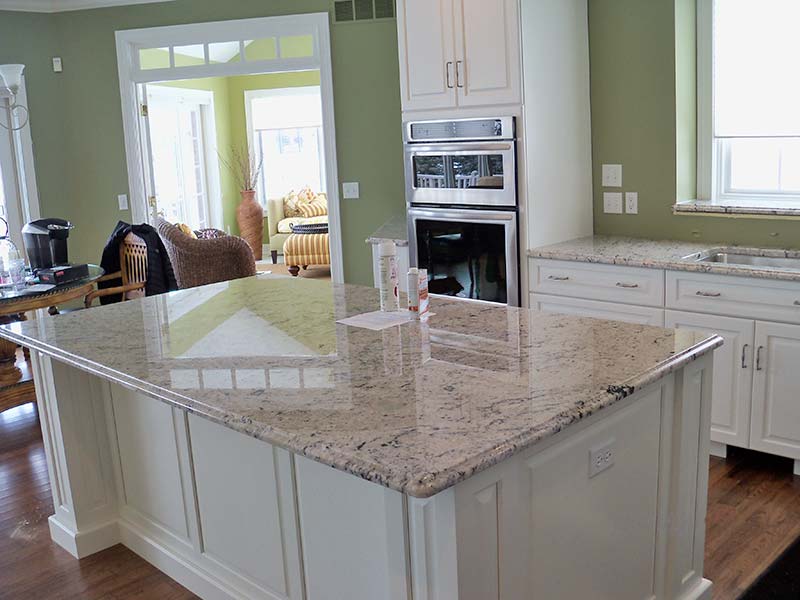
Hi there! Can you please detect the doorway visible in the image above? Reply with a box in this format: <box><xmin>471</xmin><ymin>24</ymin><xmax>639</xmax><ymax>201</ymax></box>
<box><xmin>115</xmin><ymin>14</ymin><xmax>343</xmax><ymax>283</ymax></box>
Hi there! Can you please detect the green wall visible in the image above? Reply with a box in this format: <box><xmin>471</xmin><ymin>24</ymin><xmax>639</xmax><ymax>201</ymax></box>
<box><xmin>0</xmin><ymin>1</ymin><xmax>404</xmax><ymax>285</ymax></box>
<box><xmin>590</xmin><ymin>0</ymin><xmax>800</xmax><ymax>249</ymax></box>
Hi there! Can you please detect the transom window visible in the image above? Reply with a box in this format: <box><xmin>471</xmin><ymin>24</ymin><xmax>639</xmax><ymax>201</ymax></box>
<box><xmin>700</xmin><ymin>0</ymin><xmax>800</xmax><ymax>205</ymax></box>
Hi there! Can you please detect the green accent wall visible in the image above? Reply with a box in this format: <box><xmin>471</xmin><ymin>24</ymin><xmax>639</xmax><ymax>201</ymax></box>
<box><xmin>0</xmin><ymin>1</ymin><xmax>404</xmax><ymax>285</ymax></box>
<box><xmin>590</xmin><ymin>0</ymin><xmax>800</xmax><ymax>249</ymax></box>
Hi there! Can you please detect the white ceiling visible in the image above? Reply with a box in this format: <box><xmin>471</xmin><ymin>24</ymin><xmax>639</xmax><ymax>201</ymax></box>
<box><xmin>0</xmin><ymin>0</ymin><xmax>174</xmax><ymax>12</ymax></box>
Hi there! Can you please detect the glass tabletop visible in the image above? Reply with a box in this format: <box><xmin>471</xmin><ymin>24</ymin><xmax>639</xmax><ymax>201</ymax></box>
<box><xmin>0</xmin><ymin>265</ymin><xmax>105</xmax><ymax>303</ymax></box>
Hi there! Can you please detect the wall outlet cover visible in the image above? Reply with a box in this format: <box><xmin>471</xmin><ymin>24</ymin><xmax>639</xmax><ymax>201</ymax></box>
<box><xmin>589</xmin><ymin>438</ymin><xmax>616</xmax><ymax>478</ymax></box>
<box><xmin>625</xmin><ymin>192</ymin><xmax>638</xmax><ymax>214</ymax></box>
<box><xmin>603</xmin><ymin>192</ymin><xmax>623</xmax><ymax>214</ymax></box>
<box><xmin>52</xmin><ymin>57</ymin><xmax>63</xmax><ymax>73</ymax></box>
<box><xmin>602</xmin><ymin>164</ymin><xmax>623</xmax><ymax>187</ymax></box>
<box><xmin>117</xmin><ymin>194</ymin><xmax>128</xmax><ymax>211</ymax></box>
<box><xmin>342</xmin><ymin>182</ymin><xmax>360</xmax><ymax>199</ymax></box>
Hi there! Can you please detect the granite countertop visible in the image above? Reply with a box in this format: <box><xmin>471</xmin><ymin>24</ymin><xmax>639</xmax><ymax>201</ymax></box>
<box><xmin>674</xmin><ymin>198</ymin><xmax>800</xmax><ymax>217</ymax></box>
<box><xmin>366</xmin><ymin>215</ymin><xmax>408</xmax><ymax>246</ymax></box>
<box><xmin>530</xmin><ymin>235</ymin><xmax>800</xmax><ymax>282</ymax></box>
<box><xmin>0</xmin><ymin>276</ymin><xmax>720</xmax><ymax>498</ymax></box>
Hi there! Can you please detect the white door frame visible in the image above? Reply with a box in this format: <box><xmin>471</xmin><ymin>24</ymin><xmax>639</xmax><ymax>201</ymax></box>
<box><xmin>0</xmin><ymin>75</ymin><xmax>40</xmax><ymax>252</ymax></box>
<box><xmin>115</xmin><ymin>13</ymin><xmax>345</xmax><ymax>283</ymax></box>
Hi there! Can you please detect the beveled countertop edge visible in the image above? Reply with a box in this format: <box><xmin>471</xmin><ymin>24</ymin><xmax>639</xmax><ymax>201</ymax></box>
<box><xmin>3</xmin><ymin>326</ymin><xmax>722</xmax><ymax>499</ymax></box>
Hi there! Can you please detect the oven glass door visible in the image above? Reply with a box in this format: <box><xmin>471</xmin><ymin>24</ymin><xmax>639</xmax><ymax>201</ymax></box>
<box><xmin>406</xmin><ymin>142</ymin><xmax>516</xmax><ymax>207</ymax></box>
<box><xmin>411</xmin><ymin>210</ymin><xmax>518</xmax><ymax>305</ymax></box>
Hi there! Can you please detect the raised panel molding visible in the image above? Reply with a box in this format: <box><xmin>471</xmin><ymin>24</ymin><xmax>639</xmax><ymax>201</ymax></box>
<box><xmin>408</xmin><ymin>491</ymin><xmax>459</xmax><ymax>600</ymax></box>
<box><xmin>454</xmin><ymin>482</ymin><xmax>500</xmax><ymax>600</ymax></box>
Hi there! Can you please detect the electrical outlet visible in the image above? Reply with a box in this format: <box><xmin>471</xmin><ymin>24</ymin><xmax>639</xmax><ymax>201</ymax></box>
<box><xmin>603</xmin><ymin>192</ymin><xmax>623</xmax><ymax>214</ymax></box>
<box><xmin>52</xmin><ymin>57</ymin><xmax>63</xmax><ymax>73</ymax></box>
<box><xmin>117</xmin><ymin>194</ymin><xmax>128</xmax><ymax>211</ymax></box>
<box><xmin>589</xmin><ymin>438</ymin><xmax>616</xmax><ymax>478</ymax></box>
<box><xmin>625</xmin><ymin>192</ymin><xmax>638</xmax><ymax>214</ymax></box>
<box><xmin>342</xmin><ymin>182</ymin><xmax>360</xmax><ymax>199</ymax></box>
<box><xmin>602</xmin><ymin>164</ymin><xmax>622</xmax><ymax>187</ymax></box>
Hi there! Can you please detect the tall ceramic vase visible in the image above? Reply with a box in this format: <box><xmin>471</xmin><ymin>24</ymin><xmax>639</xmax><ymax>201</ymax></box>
<box><xmin>237</xmin><ymin>189</ymin><xmax>263</xmax><ymax>260</ymax></box>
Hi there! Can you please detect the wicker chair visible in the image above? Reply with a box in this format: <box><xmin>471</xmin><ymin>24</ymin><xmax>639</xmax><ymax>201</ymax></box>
<box><xmin>156</xmin><ymin>218</ymin><xmax>256</xmax><ymax>290</ymax></box>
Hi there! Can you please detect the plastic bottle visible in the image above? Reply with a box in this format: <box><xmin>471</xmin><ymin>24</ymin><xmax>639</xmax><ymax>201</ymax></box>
<box><xmin>378</xmin><ymin>241</ymin><xmax>399</xmax><ymax>312</ymax></box>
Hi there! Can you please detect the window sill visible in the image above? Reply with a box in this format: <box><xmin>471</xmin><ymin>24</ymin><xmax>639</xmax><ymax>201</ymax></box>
<box><xmin>673</xmin><ymin>199</ymin><xmax>800</xmax><ymax>218</ymax></box>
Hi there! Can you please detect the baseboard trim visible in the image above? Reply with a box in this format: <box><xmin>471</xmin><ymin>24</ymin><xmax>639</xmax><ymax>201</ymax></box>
<box><xmin>709</xmin><ymin>441</ymin><xmax>727</xmax><ymax>459</ymax></box>
<box><xmin>48</xmin><ymin>516</ymin><xmax>119</xmax><ymax>559</ymax></box>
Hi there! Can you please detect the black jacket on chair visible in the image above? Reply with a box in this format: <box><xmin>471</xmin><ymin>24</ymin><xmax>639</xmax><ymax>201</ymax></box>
<box><xmin>98</xmin><ymin>221</ymin><xmax>178</xmax><ymax>304</ymax></box>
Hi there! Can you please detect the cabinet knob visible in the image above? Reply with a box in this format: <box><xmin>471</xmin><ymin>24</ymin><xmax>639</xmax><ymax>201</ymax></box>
<box><xmin>794</xmin><ymin>300</ymin><xmax>800</xmax><ymax>306</ymax></box>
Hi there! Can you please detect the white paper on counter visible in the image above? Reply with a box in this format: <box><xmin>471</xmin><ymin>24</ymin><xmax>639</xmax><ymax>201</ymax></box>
<box><xmin>337</xmin><ymin>310</ymin><xmax>413</xmax><ymax>331</ymax></box>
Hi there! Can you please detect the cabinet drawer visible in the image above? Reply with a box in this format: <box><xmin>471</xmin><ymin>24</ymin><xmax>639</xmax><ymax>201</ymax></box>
<box><xmin>531</xmin><ymin>293</ymin><xmax>665</xmax><ymax>327</ymax></box>
<box><xmin>530</xmin><ymin>259</ymin><xmax>665</xmax><ymax>308</ymax></box>
<box><xmin>666</xmin><ymin>271</ymin><xmax>800</xmax><ymax>324</ymax></box>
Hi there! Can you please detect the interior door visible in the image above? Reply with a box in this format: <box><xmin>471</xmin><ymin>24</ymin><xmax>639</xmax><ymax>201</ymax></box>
<box><xmin>137</xmin><ymin>83</ymin><xmax>160</xmax><ymax>224</ymax></box>
<box><xmin>454</xmin><ymin>0</ymin><xmax>521</xmax><ymax>107</ymax></box>
<box><xmin>665</xmin><ymin>310</ymin><xmax>755</xmax><ymax>449</ymax></box>
<box><xmin>397</xmin><ymin>0</ymin><xmax>458</xmax><ymax>111</ymax></box>
<box><xmin>749</xmin><ymin>320</ymin><xmax>800</xmax><ymax>460</ymax></box>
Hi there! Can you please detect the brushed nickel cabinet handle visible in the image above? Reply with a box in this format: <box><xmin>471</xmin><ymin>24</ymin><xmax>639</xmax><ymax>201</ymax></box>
<box><xmin>446</xmin><ymin>62</ymin><xmax>454</xmax><ymax>89</ymax></box>
<box><xmin>696</xmin><ymin>290</ymin><xmax>722</xmax><ymax>298</ymax></box>
<box><xmin>547</xmin><ymin>275</ymin><xmax>570</xmax><ymax>281</ymax></box>
<box><xmin>456</xmin><ymin>60</ymin><xmax>464</xmax><ymax>88</ymax></box>
<box><xmin>741</xmin><ymin>343</ymin><xmax>749</xmax><ymax>369</ymax></box>
<box><xmin>615</xmin><ymin>282</ymin><xmax>639</xmax><ymax>289</ymax></box>
<box><xmin>756</xmin><ymin>345</ymin><xmax>764</xmax><ymax>371</ymax></box>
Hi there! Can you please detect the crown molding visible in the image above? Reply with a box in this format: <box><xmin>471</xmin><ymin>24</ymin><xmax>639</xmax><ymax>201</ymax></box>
<box><xmin>0</xmin><ymin>0</ymin><xmax>175</xmax><ymax>13</ymax></box>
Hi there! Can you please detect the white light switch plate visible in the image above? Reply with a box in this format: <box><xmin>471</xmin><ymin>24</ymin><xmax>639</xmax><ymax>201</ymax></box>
<box><xmin>602</xmin><ymin>164</ymin><xmax>623</xmax><ymax>187</ymax></box>
<box><xmin>117</xmin><ymin>194</ymin><xmax>128</xmax><ymax>211</ymax></box>
<box><xmin>52</xmin><ymin>57</ymin><xmax>63</xmax><ymax>73</ymax></box>
<box><xmin>589</xmin><ymin>438</ymin><xmax>616</xmax><ymax>478</ymax></box>
<box><xmin>625</xmin><ymin>192</ymin><xmax>638</xmax><ymax>214</ymax></box>
<box><xmin>603</xmin><ymin>192</ymin><xmax>623</xmax><ymax>214</ymax></box>
<box><xmin>342</xmin><ymin>182</ymin><xmax>360</xmax><ymax>199</ymax></box>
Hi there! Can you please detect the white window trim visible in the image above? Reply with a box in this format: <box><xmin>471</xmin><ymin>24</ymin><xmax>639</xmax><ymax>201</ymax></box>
<box><xmin>697</xmin><ymin>0</ymin><xmax>800</xmax><ymax>208</ymax></box>
<box><xmin>115</xmin><ymin>13</ymin><xmax>344</xmax><ymax>283</ymax></box>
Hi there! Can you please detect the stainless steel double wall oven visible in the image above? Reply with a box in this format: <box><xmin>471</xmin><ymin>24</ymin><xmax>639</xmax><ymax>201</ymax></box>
<box><xmin>406</xmin><ymin>117</ymin><xmax>519</xmax><ymax>306</ymax></box>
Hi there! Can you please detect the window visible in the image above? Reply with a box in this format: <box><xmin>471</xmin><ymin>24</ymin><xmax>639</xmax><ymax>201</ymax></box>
<box><xmin>245</xmin><ymin>86</ymin><xmax>326</xmax><ymax>205</ymax></box>
<box><xmin>700</xmin><ymin>0</ymin><xmax>800</xmax><ymax>205</ymax></box>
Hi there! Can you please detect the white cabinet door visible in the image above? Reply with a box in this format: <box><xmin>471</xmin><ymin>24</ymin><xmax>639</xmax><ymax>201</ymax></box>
<box><xmin>454</xmin><ymin>0</ymin><xmax>521</xmax><ymax>107</ymax></box>
<box><xmin>531</xmin><ymin>293</ymin><xmax>665</xmax><ymax>326</ymax></box>
<box><xmin>397</xmin><ymin>0</ymin><xmax>458</xmax><ymax>111</ymax></box>
<box><xmin>750</xmin><ymin>321</ymin><xmax>800</xmax><ymax>460</ymax></box>
<box><xmin>665</xmin><ymin>311</ymin><xmax>755</xmax><ymax>449</ymax></box>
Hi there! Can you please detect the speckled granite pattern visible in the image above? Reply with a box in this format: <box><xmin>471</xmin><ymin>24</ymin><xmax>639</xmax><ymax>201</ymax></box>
<box><xmin>0</xmin><ymin>276</ymin><xmax>720</xmax><ymax>498</ymax></box>
<box><xmin>366</xmin><ymin>215</ymin><xmax>408</xmax><ymax>246</ymax></box>
<box><xmin>530</xmin><ymin>235</ymin><xmax>800</xmax><ymax>282</ymax></box>
<box><xmin>674</xmin><ymin>199</ymin><xmax>800</xmax><ymax>217</ymax></box>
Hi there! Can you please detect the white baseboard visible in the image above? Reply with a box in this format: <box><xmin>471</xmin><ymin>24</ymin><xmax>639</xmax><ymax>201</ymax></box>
<box><xmin>48</xmin><ymin>516</ymin><xmax>119</xmax><ymax>559</ymax></box>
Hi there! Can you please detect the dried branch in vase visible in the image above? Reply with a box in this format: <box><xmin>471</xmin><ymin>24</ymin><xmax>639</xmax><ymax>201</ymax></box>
<box><xmin>218</xmin><ymin>145</ymin><xmax>264</xmax><ymax>192</ymax></box>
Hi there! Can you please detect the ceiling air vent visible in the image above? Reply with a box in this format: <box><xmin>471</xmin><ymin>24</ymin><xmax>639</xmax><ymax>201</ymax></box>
<box><xmin>332</xmin><ymin>0</ymin><xmax>395</xmax><ymax>23</ymax></box>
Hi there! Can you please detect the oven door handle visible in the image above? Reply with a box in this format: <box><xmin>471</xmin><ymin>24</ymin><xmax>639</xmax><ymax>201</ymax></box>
<box><xmin>408</xmin><ymin>207</ymin><xmax>517</xmax><ymax>223</ymax></box>
<box><xmin>406</xmin><ymin>143</ymin><xmax>514</xmax><ymax>153</ymax></box>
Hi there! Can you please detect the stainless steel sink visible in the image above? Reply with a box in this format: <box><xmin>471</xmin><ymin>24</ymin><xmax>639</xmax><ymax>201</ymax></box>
<box><xmin>686</xmin><ymin>251</ymin><xmax>800</xmax><ymax>270</ymax></box>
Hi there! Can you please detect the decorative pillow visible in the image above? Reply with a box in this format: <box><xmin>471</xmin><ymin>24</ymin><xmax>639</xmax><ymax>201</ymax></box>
<box><xmin>282</xmin><ymin>191</ymin><xmax>305</xmax><ymax>218</ymax></box>
<box><xmin>298</xmin><ymin>197</ymin><xmax>328</xmax><ymax>218</ymax></box>
<box><xmin>175</xmin><ymin>222</ymin><xmax>198</xmax><ymax>239</ymax></box>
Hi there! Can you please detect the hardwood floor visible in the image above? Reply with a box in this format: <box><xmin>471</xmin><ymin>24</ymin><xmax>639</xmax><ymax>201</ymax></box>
<box><xmin>705</xmin><ymin>447</ymin><xmax>800</xmax><ymax>599</ymax></box>
<box><xmin>0</xmin><ymin>401</ymin><xmax>197</xmax><ymax>600</ymax></box>
<box><xmin>0</xmin><ymin>400</ymin><xmax>798</xmax><ymax>599</ymax></box>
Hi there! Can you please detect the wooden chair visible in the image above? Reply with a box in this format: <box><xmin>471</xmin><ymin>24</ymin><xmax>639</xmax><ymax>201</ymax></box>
<box><xmin>84</xmin><ymin>232</ymin><xmax>148</xmax><ymax>307</ymax></box>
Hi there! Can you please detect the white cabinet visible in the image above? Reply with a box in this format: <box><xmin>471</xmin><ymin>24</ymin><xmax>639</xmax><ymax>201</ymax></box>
<box><xmin>532</xmin><ymin>293</ymin><xmax>664</xmax><ymax>326</ymax></box>
<box><xmin>665</xmin><ymin>311</ymin><xmax>755</xmax><ymax>450</ymax></box>
<box><xmin>396</xmin><ymin>0</ymin><xmax>457</xmax><ymax>111</ymax></box>
<box><xmin>396</xmin><ymin>0</ymin><xmax>521</xmax><ymax>112</ymax></box>
<box><xmin>750</xmin><ymin>321</ymin><xmax>800</xmax><ymax>463</ymax></box>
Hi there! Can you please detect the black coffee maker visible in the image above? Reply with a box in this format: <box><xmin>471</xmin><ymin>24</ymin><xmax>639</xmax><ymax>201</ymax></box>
<box><xmin>22</xmin><ymin>218</ymin><xmax>74</xmax><ymax>270</ymax></box>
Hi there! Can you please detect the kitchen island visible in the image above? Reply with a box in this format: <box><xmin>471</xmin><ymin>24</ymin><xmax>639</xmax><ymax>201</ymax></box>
<box><xmin>0</xmin><ymin>275</ymin><xmax>721</xmax><ymax>600</ymax></box>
